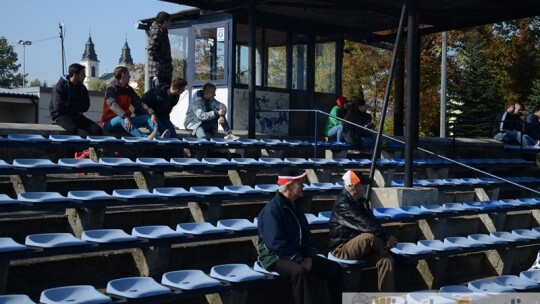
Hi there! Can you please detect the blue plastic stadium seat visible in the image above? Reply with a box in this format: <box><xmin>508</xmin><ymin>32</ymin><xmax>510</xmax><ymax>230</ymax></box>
<box><xmin>512</xmin><ymin>229</ymin><xmax>540</xmax><ymax>240</ymax></box>
<box><xmin>420</xmin><ymin>204</ymin><xmax>453</xmax><ymax>213</ymax></box>
<box><xmin>307</xmin><ymin>158</ymin><xmax>338</xmax><ymax>166</ymax></box>
<box><xmin>230</xmin><ymin>158</ymin><xmax>261</xmax><ymax>166</ymax></box>
<box><xmin>259</xmin><ymin>158</ymin><xmax>288</xmax><ymax>165</ymax></box>
<box><xmin>182</xmin><ymin>138</ymin><xmax>212</xmax><ymax>145</ymax></box>
<box><xmin>417</xmin><ymin>240</ymin><xmax>460</xmax><ymax>252</ymax></box>
<box><xmin>106</xmin><ymin>277</ymin><xmax>171</xmax><ymax>298</ymax></box>
<box><xmin>467</xmin><ymin>233</ymin><xmax>506</xmax><ymax>245</ymax></box>
<box><xmin>284</xmin><ymin>158</ymin><xmax>315</xmax><ymax>165</ymax></box>
<box><xmin>253</xmin><ymin>261</ymin><xmax>280</xmax><ymax>276</ymax></box>
<box><xmin>152</xmin><ymin>187</ymin><xmax>191</xmax><ymax>197</ymax></box>
<box><xmin>48</xmin><ymin>135</ymin><xmax>89</xmax><ymax>143</ymax></box>
<box><xmin>121</xmin><ymin>136</ymin><xmax>155</xmax><ymax>143</ymax></box>
<box><xmin>210</xmin><ymin>138</ymin><xmax>239</xmax><ymax>145</ymax></box>
<box><xmin>40</xmin><ymin>285</ymin><xmax>111</xmax><ymax>304</ymax></box>
<box><xmin>81</xmin><ymin>229</ymin><xmax>138</xmax><ymax>243</ymax></box>
<box><xmin>405</xmin><ymin>291</ymin><xmax>456</xmax><ymax>304</ymax></box>
<box><xmin>112</xmin><ymin>189</ymin><xmax>158</xmax><ymax>199</ymax></box>
<box><xmin>201</xmin><ymin>158</ymin><xmax>232</xmax><ymax>166</ymax></box>
<box><xmin>304</xmin><ymin>213</ymin><xmax>327</xmax><ymax>225</ymax></box>
<box><xmin>135</xmin><ymin>158</ymin><xmax>170</xmax><ymax>167</ymax></box>
<box><xmin>8</xmin><ymin>134</ymin><xmax>49</xmax><ymax>142</ymax></box>
<box><xmin>210</xmin><ymin>264</ymin><xmax>266</xmax><ymax>283</ymax></box>
<box><xmin>390</xmin><ymin>243</ymin><xmax>432</xmax><ymax>255</ymax></box>
<box><xmin>154</xmin><ymin>137</ymin><xmax>182</xmax><ymax>144</ymax></box>
<box><xmin>13</xmin><ymin>159</ymin><xmax>59</xmax><ymax>168</ymax></box>
<box><xmin>170</xmin><ymin>158</ymin><xmax>204</xmax><ymax>167</ymax></box>
<box><xmin>372</xmin><ymin>207</ymin><xmax>412</xmax><ymax>219</ymax></box>
<box><xmin>442</xmin><ymin>203</ymin><xmax>477</xmax><ymax>212</ymax></box>
<box><xmin>490</xmin><ymin>231</ymin><xmax>528</xmax><ymax>243</ymax></box>
<box><xmin>439</xmin><ymin>285</ymin><xmax>488</xmax><ymax>302</ymax></box>
<box><xmin>98</xmin><ymin>158</ymin><xmax>136</xmax><ymax>167</ymax></box>
<box><xmin>237</xmin><ymin>138</ymin><xmax>263</xmax><ymax>146</ymax></box>
<box><xmin>312</xmin><ymin>182</ymin><xmax>340</xmax><ymax>190</ymax></box>
<box><xmin>318</xmin><ymin>211</ymin><xmax>332</xmax><ymax>222</ymax></box>
<box><xmin>260</xmin><ymin>139</ymin><xmax>287</xmax><ymax>146</ymax></box>
<box><xmin>131</xmin><ymin>226</ymin><xmax>184</xmax><ymax>239</ymax></box>
<box><xmin>327</xmin><ymin>251</ymin><xmax>366</xmax><ymax>265</ymax></box>
<box><xmin>0</xmin><ymin>194</ymin><xmax>19</xmax><ymax>205</ymax></box>
<box><xmin>443</xmin><ymin>236</ymin><xmax>484</xmax><ymax>248</ymax></box>
<box><xmin>331</xmin><ymin>158</ymin><xmax>356</xmax><ymax>166</ymax></box>
<box><xmin>25</xmin><ymin>233</ymin><xmax>86</xmax><ymax>248</ymax></box>
<box><xmin>67</xmin><ymin>190</ymin><xmax>113</xmax><ymax>201</ymax></box>
<box><xmin>189</xmin><ymin>186</ymin><xmax>228</xmax><ymax>196</ymax></box>
<box><xmin>499</xmin><ymin>198</ymin><xmax>531</xmax><ymax>207</ymax></box>
<box><xmin>495</xmin><ymin>275</ymin><xmax>539</xmax><ymax>290</ymax></box>
<box><xmin>377</xmin><ymin>159</ymin><xmax>401</xmax><ymax>166</ymax></box>
<box><xmin>520</xmin><ymin>270</ymin><xmax>540</xmax><ymax>284</ymax></box>
<box><xmin>462</xmin><ymin>201</ymin><xmax>502</xmax><ymax>211</ymax></box>
<box><xmin>0</xmin><ymin>159</ymin><xmax>14</xmax><ymax>169</ymax></box>
<box><xmin>254</xmin><ymin>184</ymin><xmax>279</xmax><ymax>193</ymax></box>
<box><xmin>0</xmin><ymin>238</ymin><xmax>28</xmax><ymax>253</ymax></box>
<box><xmin>176</xmin><ymin>222</ymin><xmax>225</xmax><ymax>235</ymax></box>
<box><xmin>468</xmin><ymin>278</ymin><xmax>515</xmax><ymax>294</ymax></box>
<box><xmin>17</xmin><ymin>192</ymin><xmax>70</xmax><ymax>203</ymax></box>
<box><xmin>283</xmin><ymin>139</ymin><xmax>310</xmax><ymax>146</ymax></box>
<box><xmin>217</xmin><ymin>219</ymin><xmax>257</xmax><ymax>231</ymax></box>
<box><xmin>0</xmin><ymin>295</ymin><xmax>35</xmax><ymax>304</ymax></box>
<box><xmin>399</xmin><ymin>206</ymin><xmax>434</xmax><ymax>215</ymax></box>
<box><xmin>86</xmin><ymin>136</ymin><xmax>124</xmax><ymax>143</ymax></box>
<box><xmin>223</xmin><ymin>185</ymin><xmax>262</xmax><ymax>195</ymax></box>
<box><xmin>161</xmin><ymin>270</ymin><xmax>221</xmax><ymax>290</ymax></box>
<box><xmin>58</xmin><ymin>158</ymin><xmax>102</xmax><ymax>168</ymax></box>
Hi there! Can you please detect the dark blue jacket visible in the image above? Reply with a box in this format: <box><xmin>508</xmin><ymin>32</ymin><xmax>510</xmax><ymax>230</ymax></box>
<box><xmin>49</xmin><ymin>75</ymin><xmax>90</xmax><ymax>120</ymax></box>
<box><xmin>257</xmin><ymin>191</ymin><xmax>318</xmax><ymax>269</ymax></box>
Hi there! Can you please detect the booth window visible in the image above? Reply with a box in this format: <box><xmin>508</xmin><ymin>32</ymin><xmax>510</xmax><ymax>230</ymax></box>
<box><xmin>194</xmin><ymin>25</ymin><xmax>226</xmax><ymax>82</ymax></box>
<box><xmin>235</xmin><ymin>23</ymin><xmax>262</xmax><ymax>86</ymax></box>
<box><xmin>292</xmin><ymin>34</ymin><xmax>308</xmax><ymax>91</ymax></box>
<box><xmin>169</xmin><ymin>27</ymin><xmax>189</xmax><ymax>79</ymax></box>
<box><xmin>314</xmin><ymin>41</ymin><xmax>336</xmax><ymax>93</ymax></box>
<box><xmin>265</xmin><ymin>28</ymin><xmax>287</xmax><ymax>88</ymax></box>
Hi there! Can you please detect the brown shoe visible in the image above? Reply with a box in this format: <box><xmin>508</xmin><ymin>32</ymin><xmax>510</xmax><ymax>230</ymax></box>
<box><xmin>147</xmin><ymin>128</ymin><xmax>158</xmax><ymax>140</ymax></box>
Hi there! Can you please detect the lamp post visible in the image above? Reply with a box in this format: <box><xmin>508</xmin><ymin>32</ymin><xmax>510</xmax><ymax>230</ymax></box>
<box><xmin>16</xmin><ymin>40</ymin><xmax>32</xmax><ymax>88</ymax></box>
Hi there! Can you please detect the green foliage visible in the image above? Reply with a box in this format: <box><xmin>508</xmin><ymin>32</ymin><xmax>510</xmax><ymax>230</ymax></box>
<box><xmin>86</xmin><ymin>78</ymin><xmax>107</xmax><ymax>92</ymax></box>
<box><xmin>29</xmin><ymin>79</ymin><xmax>42</xmax><ymax>87</ymax></box>
<box><xmin>0</xmin><ymin>37</ymin><xmax>24</xmax><ymax>88</ymax></box>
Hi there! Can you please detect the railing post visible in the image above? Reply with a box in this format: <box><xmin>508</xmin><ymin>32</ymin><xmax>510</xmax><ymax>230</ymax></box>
<box><xmin>314</xmin><ymin>111</ymin><xmax>318</xmax><ymax>157</ymax></box>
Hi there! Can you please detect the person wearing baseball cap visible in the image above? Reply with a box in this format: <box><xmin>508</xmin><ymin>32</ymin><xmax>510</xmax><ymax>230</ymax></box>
<box><xmin>328</xmin><ymin>170</ymin><xmax>397</xmax><ymax>292</ymax></box>
<box><xmin>257</xmin><ymin>168</ymin><xmax>342</xmax><ymax>304</ymax></box>
<box><xmin>323</xmin><ymin>96</ymin><xmax>351</xmax><ymax>143</ymax></box>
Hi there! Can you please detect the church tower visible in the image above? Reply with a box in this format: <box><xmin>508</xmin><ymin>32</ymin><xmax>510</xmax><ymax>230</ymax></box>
<box><xmin>80</xmin><ymin>34</ymin><xmax>100</xmax><ymax>86</ymax></box>
<box><xmin>118</xmin><ymin>39</ymin><xmax>134</xmax><ymax>67</ymax></box>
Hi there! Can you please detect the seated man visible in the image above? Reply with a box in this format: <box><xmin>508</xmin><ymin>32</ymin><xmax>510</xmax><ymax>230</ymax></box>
<box><xmin>493</xmin><ymin>100</ymin><xmax>535</xmax><ymax>146</ymax></box>
<box><xmin>184</xmin><ymin>82</ymin><xmax>238</xmax><ymax>139</ymax></box>
<box><xmin>329</xmin><ymin>170</ymin><xmax>397</xmax><ymax>292</ymax></box>
<box><xmin>140</xmin><ymin>77</ymin><xmax>187</xmax><ymax>138</ymax></box>
<box><xmin>102</xmin><ymin>66</ymin><xmax>167</xmax><ymax>139</ymax></box>
<box><xmin>342</xmin><ymin>98</ymin><xmax>375</xmax><ymax>148</ymax></box>
<box><xmin>523</xmin><ymin>103</ymin><xmax>540</xmax><ymax>146</ymax></box>
<box><xmin>257</xmin><ymin>168</ymin><xmax>342</xmax><ymax>304</ymax></box>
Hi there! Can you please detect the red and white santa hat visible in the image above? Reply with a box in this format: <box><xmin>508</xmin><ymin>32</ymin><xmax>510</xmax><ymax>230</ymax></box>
<box><xmin>277</xmin><ymin>169</ymin><xmax>307</xmax><ymax>186</ymax></box>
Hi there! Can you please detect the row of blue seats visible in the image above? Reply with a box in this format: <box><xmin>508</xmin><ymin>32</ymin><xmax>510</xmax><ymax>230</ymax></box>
<box><xmin>0</xmin><ymin>134</ymin><xmax>358</xmax><ymax>150</ymax></box>
<box><xmin>390</xmin><ymin>176</ymin><xmax>540</xmax><ymax>188</ymax></box>
<box><xmin>0</xmin><ymin>183</ymin><xmax>342</xmax><ymax>211</ymax></box>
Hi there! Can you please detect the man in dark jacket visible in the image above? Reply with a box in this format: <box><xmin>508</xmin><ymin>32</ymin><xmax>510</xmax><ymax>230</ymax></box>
<box><xmin>49</xmin><ymin>63</ymin><xmax>102</xmax><ymax>135</ymax></box>
<box><xmin>329</xmin><ymin>170</ymin><xmax>397</xmax><ymax>292</ymax></box>
<box><xmin>493</xmin><ymin>100</ymin><xmax>536</xmax><ymax>146</ymax></box>
<box><xmin>257</xmin><ymin>169</ymin><xmax>342</xmax><ymax>304</ymax></box>
<box><xmin>148</xmin><ymin>11</ymin><xmax>173</xmax><ymax>88</ymax></box>
<box><xmin>141</xmin><ymin>77</ymin><xmax>187</xmax><ymax>138</ymax></box>
<box><xmin>524</xmin><ymin>104</ymin><xmax>540</xmax><ymax>145</ymax></box>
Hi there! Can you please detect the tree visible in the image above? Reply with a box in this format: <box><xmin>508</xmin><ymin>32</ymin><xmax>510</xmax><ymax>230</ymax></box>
<box><xmin>87</xmin><ymin>78</ymin><xmax>107</xmax><ymax>92</ymax></box>
<box><xmin>29</xmin><ymin>79</ymin><xmax>42</xmax><ymax>87</ymax></box>
<box><xmin>0</xmin><ymin>36</ymin><xmax>24</xmax><ymax>88</ymax></box>
<box><xmin>129</xmin><ymin>63</ymin><xmax>145</xmax><ymax>97</ymax></box>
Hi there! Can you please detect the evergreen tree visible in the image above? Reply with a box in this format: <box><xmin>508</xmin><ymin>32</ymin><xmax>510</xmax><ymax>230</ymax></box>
<box><xmin>449</xmin><ymin>28</ymin><xmax>501</xmax><ymax>138</ymax></box>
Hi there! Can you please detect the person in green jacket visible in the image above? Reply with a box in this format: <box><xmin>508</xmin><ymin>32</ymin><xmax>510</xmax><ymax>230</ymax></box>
<box><xmin>324</xmin><ymin>96</ymin><xmax>350</xmax><ymax>142</ymax></box>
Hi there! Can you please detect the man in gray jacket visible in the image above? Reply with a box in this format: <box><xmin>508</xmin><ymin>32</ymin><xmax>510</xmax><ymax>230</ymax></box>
<box><xmin>184</xmin><ymin>83</ymin><xmax>238</xmax><ymax>139</ymax></box>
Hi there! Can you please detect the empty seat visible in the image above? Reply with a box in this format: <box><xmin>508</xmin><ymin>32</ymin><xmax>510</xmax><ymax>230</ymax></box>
<box><xmin>417</xmin><ymin>240</ymin><xmax>460</xmax><ymax>252</ymax></box>
<box><xmin>283</xmin><ymin>139</ymin><xmax>310</xmax><ymax>146</ymax></box>
<box><xmin>154</xmin><ymin>137</ymin><xmax>182</xmax><ymax>144</ymax></box>
<box><xmin>121</xmin><ymin>137</ymin><xmax>155</xmax><ymax>143</ymax></box>
<box><xmin>0</xmin><ymin>194</ymin><xmax>19</xmax><ymax>205</ymax></box>
<box><xmin>254</xmin><ymin>184</ymin><xmax>279</xmax><ymax>193</ymax></box>
<box><xmin>17</xmin><ymin>192</ymin><xmax>70</xmax><ymax>204</ymax></box>
<box><xmin>13</xmin><ymin>159</ymin><xmax>59</xmax><ymax>168</ymax></box>
<box><xmin>467</xmin><ymin>234</ymin><xmax>506</xmax><ymax>245</ymax></box>
<box><xmin>152</xmin><ymin>187</ymin><xmax>191</xmax><ymax>197</ymax></box>
<box><xmin>443</xmin><ymin>237</ymin><xmax>484</xmax><ymax>248</ymax></box>
<box><xmin>40</xmin><ymin>285</ymin><xmax>111</xmax><ymax>304</ymax></box>
<box><xmin>372</xmin><ymin>208</ymin><xmax>411</xmax><ymax>219</ymax></box>
<box><xmin>189</xmin><ymin>186</ymin><xmax>228</xmax><ymax>196</ymax></box>
<box><xmin>512</xmin><ymin>229</ymin><xmax>540</xmax><ymax>240</ymax></box>
<box><xmin>259</xmin><ymin>158</ymin><xmax>288</xmax><ymax>165</ymax></box>
<box><xmin>209</xmin><ymin>264</ymin><xmax>266</xmax><ymax>283</ymax></box>
<box><xmin>67</xmin><ymin>190</ymin><xmax>113</xmax><ymax>201</ymax></box>
<box><xmin>495</xmin><ymin>275</ymin><xmax>539</xmax><ymax>290</ymax></box>
<box><xmin>0</xmin><ymin>159</ymin><xmax>14</xmax><ymax>169</ymax></box>
<box><xmin>8</xmin><ymin>134</ymin><xmax>49</xmax><ymax>142</ymax></box>
<box><xmin>439</xmin><ymin>285</ymin><xmax>488</xmax><ymax>302</ymax></box>
<box><xmin>308</xmin><ymin>158</ymin><xmax>338</xmax><ymax>166</ymax></box>
<box><xmin>441</xmin><ymin>203</ymin><xmax>477</xmax><ymax>212</ymax></box>
<box><xmin>49</xmin><ymin>135</ymin><xmax>89</xmax><ymax>143</ymax></box>
<box><xmin>468</xmin><ymin>278</ymin><xmax>515</xmax><ymax>294</ymax></box>
<box><xmin>58</xmin><ymin>158</ymin><xmax>102</xmax><ymax>168</ymax></box>
<box><xmin>260</xmin><ymin>139</ymin><xmax>287</xmax><ymax>146</ymax></box>
<box><xmin>237</xmin><ymin>138</ymin><xmax>263</xmax><ymax>146</ymax></box>
<box><xmin>223</xmin><ymin>185</ymin><xmax>262</xmax><ymax>194</ymax></box>
<box><xmin>0</xmin><ymin>238</ymin><xmax>28</xmax><ymax>252</ymax></box>
<box><xmin>98</xmin><ymin>158</ymin><xmax>136</xmax><ymax>167</ymax></box>
<box><xmin>81</xmin><ymin>229</ymin><xmax>138</xmax><ymax>243</ymax></box>
<box><xmin>318</xmin><ymin>211</ymin><xmax>332</xmax><ymax>221</ymax></box>
<box><xmin>135</xmin><ymin>158</ymin><xmax>170</xmax><ymax>166</ymax></box>
<box><xmin>230</xmin><ymin>158</ymin><xmax>261</xmax><ymax>166</ymax></box>
<box><xmin>112</xmin><ymin>189</ymin><xmax>158</xmax><ymax>199</ymax></box>
<box><xmin>132</xmin><ymin>226</ymin><xmax>184</xmax><ymax>239</ymax></box>
<box><xmin>170</xmin><ymin>158</ymin><xmax>204</xmax><ymax>167</ymax></box>
<box><xmin>161</xmin><ymin>269</ymin><xmax>221</xmax><ymax>290</ymax></box>
<box><xmin>0</xmin><ymin>294</ymin><xmax>35</xmax><ymax>304</ymax></box>
<box><xmin>327</xmin><ymin>252</ymin><xmax>366</xmax><ymax>265</ymax></box>
<box><xmin>398</xmin><ymin>206</ymin><xmax>433</xmax><ymax>215</ymax></box>
<box><xmin>490</xmin><ymin>231</ymin><xmax>528</xmax><ymax>243</ymax></box>
<box><xmin>182</xmin><ymin>138</ymin><xmax>212</xmax><ymax>145</ymax></box>
<box><xmin>520</xmin><ymin>270</ymin><xmax>540</xmax><ymax>283</ymax></box>
<box><xmin>86</xmin><ymin>136</ymin><xmax>124</xmax><ymax>143</ymax></box>
<box><xmin>420</xmin><ymin>204</ymin><xmax>453</xmax><ymax>213</ymax></box>
<box><xmin>25</xmin><ymin>233</ymin><xmax>86</xmax><ymax>248</ymax></box>
<box><xmin>304</xmin><ymin>213</ymin><xmax>327</xmax><ymax>225</ymax></box>
<box><xmin>176</xmin><ymin>222</ymin><xmax>225</xmax><ymax>235</ymax></box>
<box><xmin>406</xmin><ymin>291</ymin><xmax>456</xmax><ymax>304</ymax></box>
<box><xmin>252</xmin><ymin>261</ymin><xmax>280</xmax><ymax>276</ymax></box>
<box><xmin>216</xmin><ymin>219</ymin><xmax>257</xmax><ymax>231</ymax></box>
<box><xmin>106</xmin><ymin>277</ymin><xmax>171</xmax><ymax>299</ymax></box>
<box><xmin>201</xmin><ymin>158</ymin><xmax>232</xmax><ymax>166</ymax></box>
<box><xmin>390</xmin><ymin>243</ymin><xmax>432</xmax><ymax>256</ymax></box>
<box><xmin>284</xmin><ymin>158</ymin><xmax>315</xmax><ymax>165</ymax></box>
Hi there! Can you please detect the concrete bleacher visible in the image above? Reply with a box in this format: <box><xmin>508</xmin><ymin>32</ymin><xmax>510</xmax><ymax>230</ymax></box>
<box><xmin>2</xmin><ymin>125</ymin><xmax>540</xmax><ymax>302</ymax></box>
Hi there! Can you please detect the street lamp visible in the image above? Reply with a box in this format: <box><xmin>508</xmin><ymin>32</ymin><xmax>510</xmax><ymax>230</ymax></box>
<box><xmin>16</xmin><ymin>40</ymin><xmax>32</xmax><ymax>88</ymax></box>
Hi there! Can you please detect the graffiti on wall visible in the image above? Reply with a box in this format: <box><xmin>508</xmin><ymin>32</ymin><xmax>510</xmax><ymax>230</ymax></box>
<box><xmin>233</xmin><ymin>89</ymin><xmax>289</xmax><ymax>136</ymax></box>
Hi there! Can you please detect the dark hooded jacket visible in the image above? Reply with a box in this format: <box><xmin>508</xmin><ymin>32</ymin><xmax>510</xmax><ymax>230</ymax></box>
<box><xmin>49</xmin><ymin>75</ymin><xmax>90</xmax><ymax>120</ymax></box>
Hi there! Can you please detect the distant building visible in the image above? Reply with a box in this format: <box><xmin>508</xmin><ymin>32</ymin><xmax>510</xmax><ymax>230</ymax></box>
<box><xmin>80</xmin><ymin>34</ymin><xmax>100</xmax><ymax>86</ymax></box>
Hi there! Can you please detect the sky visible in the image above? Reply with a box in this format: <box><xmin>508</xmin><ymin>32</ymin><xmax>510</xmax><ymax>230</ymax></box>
<box><xmin>0</xmin><ymin>0</ymin><xmax>187</xmax><ymax>86</ymax></box>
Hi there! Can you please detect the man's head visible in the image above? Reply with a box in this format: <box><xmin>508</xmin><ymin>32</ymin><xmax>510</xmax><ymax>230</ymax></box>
<box><xmin>202</xmin><ymin>83</ymin><xmax>217</xmax><ymax>101</ymax></box>
<box><xmin>514</xmin><ymin>102</ymin><xmax>524</xmax><ymax>116</ymax></box>
<box><xmin>277</xmin><ymin>168</ymin><xmax>307</xmax><ymax>201</ymax></box>
<box><xmin>155</xmin><ymin>11</ymin><xmax>171</xmax><ymax>29</ymax></box>
<box><xmin>169</xmin><ymin>77</ymin><xmax>187</xmax><ymax>96</ymax></box>
<box><xmin>336</xmin><ymin>96</ymin><xmax>348</xmax><ymax>109</ymax></box>
<box><xmin>113</xmin><ymin>66</ymin><xmax>130</xmax><ymax>86</ymax></box>
<box><xmin>342</xmin><ymin>170</ymin><xmax>370</xmax><ymax>199</ymax></box>
<box><xmin>533</xmin><ymin>104</ymin><xmax>540</xmax><ymax>118</ymax></box>
<box><xmin>505</xmin><ymin>100</ymin><xmax>516</xmax><ymax>113</ymax></box>
<box><xmin>68</xmin><ymin>63</ymin><xmax>86</xmax><ymax>84</ymax></box>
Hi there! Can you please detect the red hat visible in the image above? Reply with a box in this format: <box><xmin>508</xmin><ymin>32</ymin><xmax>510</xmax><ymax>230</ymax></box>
<box><xmin>336</xmin><ymin>96</ymin><xmax>348</xmax><ymax>107</ymax></box>
<box><xmin>277</xmin><ymin>169</ymin><xmax>307</xmax><ymax>186</ymax></box>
